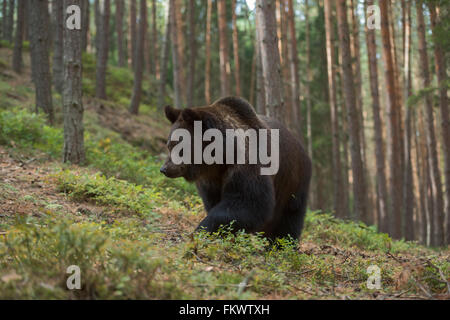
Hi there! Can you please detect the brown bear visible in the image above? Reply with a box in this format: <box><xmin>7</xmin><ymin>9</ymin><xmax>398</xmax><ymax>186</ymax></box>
<box><xmin>160</xmin><ymin>97</ymin><xmax>312</xmax><ymax>241</ymax></box>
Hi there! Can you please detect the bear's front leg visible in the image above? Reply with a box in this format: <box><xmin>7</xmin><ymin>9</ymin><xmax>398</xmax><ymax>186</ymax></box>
<box><xmin>195</xmin><ymin>169</ymin><xmax>275</xmax><ymax>234</ymax></box>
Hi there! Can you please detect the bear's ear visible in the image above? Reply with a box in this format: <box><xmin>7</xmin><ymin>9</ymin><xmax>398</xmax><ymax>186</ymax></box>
<box><xmin>164</xmin><ymin>105</ymin><xmax>181</xmax><ymax>123</ymax></box>
<box><xmin>180</xmin><ymin>108</ymin><xmax>200</xmax><ymax>123</ymax></box>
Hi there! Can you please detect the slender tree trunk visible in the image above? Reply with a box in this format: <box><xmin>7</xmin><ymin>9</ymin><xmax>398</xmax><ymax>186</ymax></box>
<box><xmin>63</xmin><ymin>0</ymin><xmax>85</xmax><ymax>164</ymax></box>
<box><xmin>151</xmin><ymin>0</ymin><xmax>159</xmax><ymax>79</ymax></box>
<box><xmin>12</xmin><ymin>0</ymin><xmax>24</xmax><ymax>73</ymax></box>
<box><xmin>158</xmin><ymin>2</ymin><xmax>170</xmax><ymax>109</ymax></box>
<box><xmin>380</xmin><ymin>0</ymin><xmax>402</xmax><ymax>238</ymax></box>
<box><xmin>170</xmin><ymin>0</ymin><xmax>182</xmax><ymax>108</ymax></box>
<box><xmin>129</xmin><ymin>0</ymin><xmax>146</xmax><ymax>115</ymax></box>
<box><xmin>29</xmin><ymin>0</ymin><xmax>53</xmax><ymax>124</ymax></box>
<box><xmin>217</xmin><ymin>0</ymin><xmax>230</xmax><ymax>96</ymax></box>
<box><xmin>95</xmin><ymin>0</ymin><xmax>110</xmax><ymax>100</ymax></box>
<box><xmin>364</xmin><ymin>0</ymin><xmax>388</xmax><ymax>232</ymax></box>
<box><xmin>174</xmin><ymin>0</ymin><xmax>185</xmax><ymax>102</ymax></box>
<box><xmin>428</xmin><ymin>2</ymin><xmax>450</xmax><ymax>245</ymax></box>
<box><xmin>254</xmin><ymin>11</ymin><xmax>265</xmax><ymax>115</ymax></box>
<box><xmin>81</xmin><ymin>0</ymin><xmax>90</xmax><ymax>52</ymax></box>
<box><xmin>324</xmin><ymin>0</ymin><xmax>344</xmax><ymax>219</ymax></box>
<box><xmin>402</xmin><ymin>0</ymin><xmax>414</xmax><ymax>241</ymax></box>
<box><xmin>115</xmin><ymin>0</ymin><xmax>126</xmax><ymax>67</ymax></box>
<box><xmin>416</xmin><ymin>1</ymin><xmax>445</xmax><ymax>246</ymax></box>
<box><xmin>256</xmin><ymin>0</ymin><xmax>284</xmax><ymax>122</ymax></box>
<box><xmin>2</xmin><ymin>0</ymin><xmax>7</xmax><ymax>41</ymax></box>
<box><xmin>305</xmin><ymin>0</ymin><xmax>312</xmax><ymax>160</ymax></box>
<box><xmin>336</xmin><ymin>0</ymin><xmax>367</xmax><ymax>222</ymax></box>
<box><xmin>52</xmin><ymin>0</ymin><xmax>64</xmax><ymax>94</ymax></box>
<box><xmin>231</xmin><ymin>0</ymin><xmax>241</xmax><ymax>97</ymax></box>
<box><xmin>129</xmin><ymin>0</ymin><xmax>136</xmax><ymax>69</ymax></box>
<box><xmin>6</xmin><ymin>0</ymin><xmax>14</xmax><ymax>43</ymax></box>
<box><xmin>186</xmin><ymin>0</ymin><xmax>197</xmax><ymax>107</ymax></box>
<box><xmin>287</xmin><ymin>0</ymin><xmax>301</xmax><ymax>138</ymax></box>
<box><xmin>204</xmin><ymin>0</ymin><xmax>212</xmax><ymax>104</ymax></box>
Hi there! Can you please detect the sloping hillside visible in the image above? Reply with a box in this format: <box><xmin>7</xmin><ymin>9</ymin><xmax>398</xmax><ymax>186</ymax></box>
<box><xmin>0</xmin><ymin>48</ymin><xmax>449</xmax><ymax>300</ymax></box>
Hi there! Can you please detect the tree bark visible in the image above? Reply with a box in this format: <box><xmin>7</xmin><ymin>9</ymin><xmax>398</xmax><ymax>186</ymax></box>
<box><xmin>416</xmin><ymin>1</ymin><xmax>445</xmax><ymax>246</ymax></box>
<box><xmin>5</xmin><ymin>0</ymin><xmax>14</xmax><ymax>43</ymax></box>
<box><xmin>428</xmin><ymin>2</ymin><xmax>450</xmax><ymax>245</ymax></box>
<box><xmin>364</xmin><ymin>0</ymin><xmax>388</xmax><ymax>233</ymax></box>
<box><xmin>128</xmin><ymin>0</ymin><xmax>136</xmax><ymax>69</ymax></box>
<box><xmin>63</xmin><ymin>0</ymin><xmax>85</xmax><ymax>164</ymax></box>
<box><xmin>204</xmin><ymin>0</ymin><xmax>212</xmax><ymax>104</ymax></box>
<box><xmin>95</xmin><ymin>0</ymin><xmax>110</xmax><ymax>100</ymax></box>
<box><xmin>29</xmin><ymin>0</ymin><xmax>54</xmax><ymax>124</ymax></box>
<box><xmin>81</xmin><ymin>0</ymin><xmax>90</xmax><ymax>52</ymax></box>
<box><xmin>324</xmin><ymin>0</ymin><xmax>344</xmax><ymax>219</ymax></box>
<box><xmin>115</xmin><ymin>0</ymin><xmax>126</xmax><ymax>67</ymax></box>
<box><xmin>2</xmin><ymin>0</ymin><xmax>7</xmax><ymax>41</ymax></box>
<box><xmin>151</xmin><ymin>0</ymin><xmax>159</xmax><ymax>79</ymax></box>
<box><xmin>12</xmin><ymin>0</ymin><xmax>24</xmax><ymax>73</ymax></box>
<box><xmin>217</xmin><ymin>0</ymin><xmax>230</xmax><ymax>96</ymax></box>
<box><xmin>336</xmin><ymin>0</ymin><xmax>367</xmax><ymax>223</ymax></box>
<box><xmin>158</xmin><ymin>1</ymin><xmax>170</xmax><ymax>109</ymax></box>
<box><xmin>231</xmin><ymin>0</ymin><xmax>241</xmax><ymax>97</ymax></box>
<box><xmin>254</xmin><ymin>10</ymin><xmax>265</xmax><ymax>115</ymax></box>
<box><xmin>129</xmin><ymin>0</ymin><xmax>146</xmax><ymax>115</ymax></box>
<box><xmin>170</xmin><ymin>0</ymin><xmax>182</xmax><ymax>108</ymax></box>
<box><xmin>52</xmin><ymin>0</ymin><xmax>64</xmax><ymax>94</ymax></box>
<box><xmin>287</xmin><ymin>0</ymin><xmax>301</xmax><ymax>138</ymax></box>
<box><xmin>186</xmin><ymin>0</ymin><xmax>197</xmax><ymax>107</ymax></box>
<box><xmin>256</xmin><ymin>0</ymin><xmax>284</xmax><ymax>122</ymax></box>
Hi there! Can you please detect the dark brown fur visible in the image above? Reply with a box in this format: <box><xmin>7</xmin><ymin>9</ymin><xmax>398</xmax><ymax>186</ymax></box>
<box><xmin>161</xmin><ymin>97</ymin><xmax>312</xmax><ymax>241</ymax></box>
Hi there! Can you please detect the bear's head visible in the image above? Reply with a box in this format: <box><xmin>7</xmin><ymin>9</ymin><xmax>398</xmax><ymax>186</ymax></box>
<box><xmin>160</xmin><ymin>105</ymin><xmax>221</xmax><ymax>182</ymax></box>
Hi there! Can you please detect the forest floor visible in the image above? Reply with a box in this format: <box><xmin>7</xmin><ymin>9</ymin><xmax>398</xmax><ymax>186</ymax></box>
<box><xmin>0</xmin><ymin>47</ymin><xmax>449</xmax><ymax>300</ymax></box>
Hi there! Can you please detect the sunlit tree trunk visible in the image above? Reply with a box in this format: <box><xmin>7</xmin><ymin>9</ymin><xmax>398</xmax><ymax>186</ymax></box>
<box><xmin>324</xmin><ymin>0</ymin><xmax>344</xmax><ymax>219</ymax></box>
<box><xmin>336</xmin><ymin>0</ymin><xmax>367</xmax><ymax>223</ymax></box>
<box><xmin>428</xmin><ymin>2</ymin><xmax>450</xmax><ymax>245</ymax></box>
<box><xmin>151</xmin><ymin>0</ymin><xmax>160</xmax><ymax>79</ymax></box>
<box><xmin>158</xmin><ymin>2</ymin><xmax>170</xmax><ymax>109</ymax></box>
<box><xmin>231</xmin><ymin>0</ymin><xmax>241</xmax><ymax>97</ymax></box>
<box><xmin>217</xmin><ymin>0</ymin><xmax>230</xmax><ymax>96</ymax></box>
<box><xmin>254</xmin><ymin>11</ymin><xmax>265</xmax><ymax>115</ymax></box>
<box><xmin>170</xmin><ymin>0</ymin><xmax>182</xmax><ymax>108</ymax></box>
<box><xmin>416</xmin><ymin>1</ymin><xmax>444</xmax><ymax>246</ymax></box>
<box><xmin>187</xmin><ymin>0</ymin><xmax>197</xmax><ymax>107</ymax></box>
<box><xmin>256</xmin><ymin>0</ymin><xmax>284</xmax><ymax>122</ymax></box>
<box><xmin>129</xmin><ymin>0</ymin><xmax>136</xmax><ymax>69</ymax></box>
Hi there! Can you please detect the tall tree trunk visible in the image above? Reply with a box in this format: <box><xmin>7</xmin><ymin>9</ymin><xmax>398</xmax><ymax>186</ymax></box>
<box><xmin>129</xmin><ymin>0</ymin><xmax>136</xmax><ymax>69</ymax></box>
<box><xmin>52</xmin><ymin>0</ymin><xmax>64</xmax><ymax>94</ymax></box>
<box><xmin>287</xmin><ymin>0</ymin><xmax>301</xmax><ymax>138</ymax></box>
<box><xmin>95</xmin><ymin>0</ymin><xmax>110</xmax><ymax>100</ymax></box>
<box><xmin>151</xmin><ymin>0</ymin><xmax>159</xmax><ymax>79</ymax></box>
<box><xmin>81</xmin><ymin>0</ymin><xmax>90</xmax><ymax>52</ymax></box>
<box><xmin>158</xmin><ymin>2</ymin><xmax>170</xmax><ymax>109</ymax></box>
<box><xmin>2</xmin><ymin>0</ymin><xmax>7</xmax><ymax>41</ymax></box>
<box><xmin>186</xmin><ymin>0</ymin><xmax>197</xmax><ymax>107</ymax></box>
<box><xmin>428</xmin><ymin>2</ymin><xmax>450</xmax><ymax>245</ymax></box>
<box><xmin>12</xmin><ymin>0</ymin><xmax>24</xmax><ymax>73</ymax></box>
<box><xmin>29</xmin><ymin>0</ymin><xmax>53</xmax><ymax>124</ymax></box>
<box><xmin>63</xmin><ymin>0</ymin><xmax>85</xmax><ymax>164</ymax></box>
<box><xmin>217</xmin><ymin>0</ymin><xmax>230</xmax><ymax>96</ymax></box>
<box><xmin>6</xmin><ymin>0</ymin><xmax>14</xmax><ymax>43</ymax></box>
<box><xmin>304</xmin><ymin>0</ymin><xmax>312</xmax><ymax>160</ymax></box>
<box><xmin>324</xmin><ymin>0</ymin><xmax>344</xmax><ymax>219</ymax></box>
<box><xmin>170</xmin><ymin>0</ymin><xmax>182</xmax><ymax>108</ymax></box>
<box><xmin>254</xmin><ymin>11</ymin><xmax>265</xmax><ymax>115</ymax></box>
<box><xmin>364</xmin><ymin>0</ymin><xmax>388</xmax><ymax>233</ymax></box>
<box><xmin>380</xmin><ymin>0</ymin><xmax>403</xmax><ymax>238</ymax></box>
<box><xmin>174</xmin><ymin>0</ymin><xmax>185</xmax><ymax>102</ymax></box>
<box><xmin>129</xmin><ymin>0</ymin><xmax>146</xmax><ymax>115</ymax></box>
<box><xmin>256</xmin><ymin>0</ymin><xmax>284</xmax><ymax>122</ymax></box>
<box><xmin>231</xmin><ymin>0</ymin><xmax>241</xmax><ymax>97</ymax></box>
<box><xmin>402</xmin><ymin>0</ymin><xmax>414</xmax><ymax>241</ymax></box>
<box><xmin>416</xmin><ymin>1</ymin><xmax>445</xmax><ymax>246</ymax></box>
<box><xmin>336</xmin><ymin>0</ymin><xmax>367</xmax><ymax>222</ymax></box>
<box><xmin>115</xmin><ymin>0</ymin><xmax>126</xmax><ymax>67</ymax></box>
<box><xmin>204</xmin><ymin>0</ymin><xmax>212</xmax><ymax>104</ymax></box>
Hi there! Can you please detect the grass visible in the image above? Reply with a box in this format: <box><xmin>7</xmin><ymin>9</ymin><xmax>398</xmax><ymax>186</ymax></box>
<box><xmin>0</xmin><ymin>49</ymin><xmax>448</xmax><ymax>300</ymax></box>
